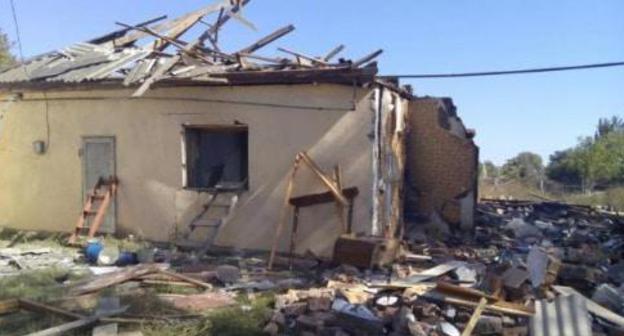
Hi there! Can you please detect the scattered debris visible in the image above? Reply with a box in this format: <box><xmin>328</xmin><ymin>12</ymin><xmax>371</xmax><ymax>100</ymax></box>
<box><xmin>1</xmin><ymin>196</ymin><xmax>623</xmax><ymax>334</ymax></box>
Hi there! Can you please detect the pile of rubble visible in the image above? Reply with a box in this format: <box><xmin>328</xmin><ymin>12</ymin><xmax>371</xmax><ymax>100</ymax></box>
<box><xmin>261</xmin><ymin>199</ymin><xmax>624</xmax><ymax>335</ymax></box>
<box><xmin>2</xmin><ymin>198</ymin><xmax>624</xmax><ymax>335</ymax></box>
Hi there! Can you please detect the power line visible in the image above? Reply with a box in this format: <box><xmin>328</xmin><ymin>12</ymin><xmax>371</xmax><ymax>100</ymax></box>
<box><xmin>380</xmin><ymin>61</ymin><xmax>624</xmax><ymax>79</ymax></box>
<box><xmin>9</xmin><ymin>0</ymin><xmax>28</xmax><ymax>78</ymax></box>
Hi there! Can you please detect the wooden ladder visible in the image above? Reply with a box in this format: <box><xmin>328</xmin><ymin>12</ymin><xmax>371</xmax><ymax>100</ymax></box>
<box><xmin>68</xmin><ymin>177</ymin><xmax>118</xmax><ymax>245</ymax></box>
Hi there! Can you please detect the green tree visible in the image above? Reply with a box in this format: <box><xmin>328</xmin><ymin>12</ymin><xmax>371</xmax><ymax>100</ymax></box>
<box><xmin>480</xmin><ymin>160</ymin><xmax>500</xmax><ymax>181</ymax></box>
<box><xmin>546</xmin><ymin>149</ymin><xmax>582</xmax><ymax>187</ymax></box>
<box><xmin>501</xmin><ymin>152</ymin><xmax>545</xmax><ymax>189</ymax></box>
<box><xmin>554</xmin><ymin>134</ymin><xmax>624</xmax><ymax>192</ymax></box>
<box><xmin>596</xmin><ymin>116</ymin><xmax>624</xmax><ymax>139</ymax></box>
<box><xmin>0</xmin><ymin>29</ymin><xmax>16</xmax><ymax>69</ymax></box>
<box><xmin>547</xmin><ymin>116</ymin><xmax>624</xmax><ymax>192</ymax></box>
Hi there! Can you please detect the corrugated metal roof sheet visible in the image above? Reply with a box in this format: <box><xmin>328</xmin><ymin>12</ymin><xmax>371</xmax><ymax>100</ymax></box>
<box><xmin>0</xmin><ymin>44</ymin><xmax>149</xmax><ymax>84</ymax></box>
<box><xmin>530</xmin><ymin>294</ymin><xmax>592</xmax><ymax>336</ymax></box>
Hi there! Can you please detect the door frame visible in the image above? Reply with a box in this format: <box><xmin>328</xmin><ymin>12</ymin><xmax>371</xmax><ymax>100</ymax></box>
<box><xmin>81</xmin><ymin>135</ymin><xmax>117</xmax><ymax>232</ymax></box>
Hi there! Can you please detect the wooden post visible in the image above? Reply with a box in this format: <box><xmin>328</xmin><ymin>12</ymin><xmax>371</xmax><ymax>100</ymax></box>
<box><xmin>288</xmin><ymin>206</ymin><xmax>300</xmax><ymax>270</ymax></box>
<box><xmin>268</xmin><ymin>156</ymin><xmax>301</xmax><ymax>270</ymax></box>
<box><xmin>333</xmin><ymin>165</ymin><xmax>348</xmax><ymax>233</ymax></box>
<box><xmin>299</xmin><ymin>152</ymin><xmax>348</xmax><ymax>206</ymax></box>
<box><xmin>461</xmin><ymin>297</ymin><xmax>488</xmax><ymax>336</ymax></box>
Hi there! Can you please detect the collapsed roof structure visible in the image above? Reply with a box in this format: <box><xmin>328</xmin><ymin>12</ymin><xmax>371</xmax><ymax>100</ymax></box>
<box><xmin>0</xmin><ymin>0</ymin><xmax>382</xmax><ymax>93</ymax></box>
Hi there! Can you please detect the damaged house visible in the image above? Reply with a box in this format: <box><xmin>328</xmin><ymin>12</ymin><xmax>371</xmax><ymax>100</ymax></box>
<box><xmin>0</xmin><ymin>1</ymin><xmax>477</xmax><ymax>258</ymax></box>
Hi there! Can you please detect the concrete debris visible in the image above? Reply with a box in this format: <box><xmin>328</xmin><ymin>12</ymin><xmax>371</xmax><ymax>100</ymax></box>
<box><xmin>215</xmin><ymin>264</ymin><xmax>241</xmax><ymax>284</ymax></box>
<box><xmin>438</xmin><ymin>321</ymin><xmax>461</xmax><ymax>336</ymax></box>
<box><xmin>591</xmin><ymin>283</ymin><xmax>624</xmax><ymax>314</ymax></box>
<box><xmin>1</xmin><ymin>197</ymin><xmax>623</xmax><ymax>335</ymax></box>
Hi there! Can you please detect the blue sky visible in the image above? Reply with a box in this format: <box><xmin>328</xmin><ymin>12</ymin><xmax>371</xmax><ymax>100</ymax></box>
<box><xmin>1</xmin><ymin>0</ymin><xmax>623</xmax><ymax>165</ymax></box>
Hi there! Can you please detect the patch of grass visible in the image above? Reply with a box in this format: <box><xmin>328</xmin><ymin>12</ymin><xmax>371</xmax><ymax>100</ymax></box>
<box><xmin>0</xmin><ymin>267</ymin><xmax>70</xmax><ymax>301</ymax></box>
<box><xmin>141</xmin><ymin>293</ymin><xmax>275</xmax><ymax>336</ymax></box>
<box><xmin>564</xmin><ymin>187</ymin><xmax>624</xmax><ymax>211</ymax></box>
<box><xmin>208</xmin><ymin>293</ymin><xmax>274</xmax><ymax>336</ymax></box>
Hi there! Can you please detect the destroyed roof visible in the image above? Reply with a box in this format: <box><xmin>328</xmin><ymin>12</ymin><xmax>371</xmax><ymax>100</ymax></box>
<box><xmin>0</xmin><ymin>0</ymin><xmax>381</xmax><ymax>95</ymax></box>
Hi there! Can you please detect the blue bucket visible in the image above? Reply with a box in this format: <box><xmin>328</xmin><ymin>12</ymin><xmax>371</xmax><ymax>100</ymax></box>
<box><xmin>85</xmin><ymin>239</ymin><xmax>103</xmax><ymax>264</ymax></box>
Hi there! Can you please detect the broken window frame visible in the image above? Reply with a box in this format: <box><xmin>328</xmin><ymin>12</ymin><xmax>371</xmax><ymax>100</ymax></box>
<box><xmin>180</xmin><ymin>124</ymin><xmax>249</xmax><ymax>192</ymax></box>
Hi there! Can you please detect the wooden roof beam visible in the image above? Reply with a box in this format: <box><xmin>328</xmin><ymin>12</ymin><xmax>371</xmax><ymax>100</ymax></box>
<box><xmin>237</xmin><ymin>24</ymin><xmax>295</xmax><ymax>55</ymax></box>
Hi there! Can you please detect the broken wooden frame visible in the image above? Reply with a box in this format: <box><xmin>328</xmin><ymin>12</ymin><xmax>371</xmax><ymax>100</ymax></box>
<box><xmin>70</xmin><ymin>264</ymin><xmax>212</xmax><ymax>296</ymax></box>
<box><xmin>289</xmin><ymin>187</ymin><xmax>360</xmax><ymax>269</ymax></box>
<box><xmin>0</xmin><ymin>265</ymin><xmax>218</xmax><ymax>334</ymax></box>
<box><xmin>0</xmin><ymin>298</ymin><xmax>129</xmax><ymax>336</ymax></box>
<box><xmin>267</xmin><ymin>152</ymin><xmax>355</xmax><ymax>270</ymax></box>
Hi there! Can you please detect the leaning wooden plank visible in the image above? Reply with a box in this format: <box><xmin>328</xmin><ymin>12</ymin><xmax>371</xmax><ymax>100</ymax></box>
<box><xmin>436</xmin><ymin>281</ymin><xmax>499</xmax><ymax>301</ymax></box>
<box><xmin>277</xmin><ymin>47</ymin><xmax>329</xmax><ymax>66</ymax></box>
<box><xmin>289</xmin><ymin>187</ymin><xmax>359</xmax><ymax>208</ymax></box>
<box><xmin>132</xmin><ymin>55</ymin><xmax>182</xmax><ymax>97</ymax></box>
<box><xmin>19</xmin><ymin>298</ymin><xmax>86</xmax><ymax>320</ymax></box>
<box><xmin>299</xmin><ymin>152</ymin><xmax>348</xmax><ymax>205</ymax></box>
<box><xmin>24</xmin><ymin>317</ymin><xmax>99</xmax><ymax>336</ymax></box>
<box><xmin>351</xmin><ymin>49</ymin><xmax>383</xmax><ymax>68</ymax></box>
<box><xmin>324</xmin><ymin>44</ymin><xmax>345</xmax><ymax>61</ymax></box>
<box><xmin>268</xmin><ymin>157</ymin><xmax>301</xmax><ymax>270</ymax></box>
<box><xmin>88</xmin><ymin>15</ymin><xmax>168</xmax><ymax>45</ymax></box>
<box><xmin>116</xmin><ymin>22</ymin><xmax>213</xmax><ymax>63</ymax></box>
<box><xmin>461</xmin><ymin>297</ymin><xmax>488</xmax><ymax>336</ymax></box>
<box><xmin>333</xmin><ymin>165</ymin><xmax>348</xmax><ymax>233</ymax></box>
<box><xmin>70</xmin><ymin>264</ymin><xmax>164</xmax><ymax>295</ymax></box>
<box><xmin>151</xmin><ymin>10</ymin><xmax>206</xmax><ymax>52</ymax></box>
<box><xmin>132</xmin><ymin>0</ymin><xmax>250</xmax><ymax>96</ymax></box>
<box><xmin>423</xmin><ymin>291</ymin><xmax>534</xmax><ymax>317</ymax></box>
<box><xmin>0</xmin><ymin>299</ymin><xmax>19</xmax><ymax>315</ymax></box>
<box><xmin>141</xmin><ymin>279</ymin><xmax>197</xmax><ymax>288</ymax></box>
<box><xmin>113</xmin><ymin>0</ymin><xmax>232</xmax><ymax>48</ymax></box>
<box><xmin>237</xmin><ymin>25</ymin><xmax>295</xmax><ymax>54</ymax></box>
<box><xmin>554</xmin><ymin>285</ymin><xmax>624</xmax><ymax>327</ymax></box>
<box><xmin>199</xmin><ymin>0</ymin><xmax>251</xmax><ymax>44</ymax></box>
<box><xmin>157</xmin><ymin>270</ymin><xmax>213</xmax><ymax>290</ymax></box>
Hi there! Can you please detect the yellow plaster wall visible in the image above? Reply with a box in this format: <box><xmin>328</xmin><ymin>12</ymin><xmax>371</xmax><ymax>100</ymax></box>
<box><xmin>0</xmin><ymin>84</ymin><xmax>375</xmax><ymax>256</ymax></box>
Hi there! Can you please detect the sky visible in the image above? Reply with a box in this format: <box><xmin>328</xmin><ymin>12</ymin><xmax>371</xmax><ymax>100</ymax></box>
<box><xmin>1</xmin><ymin>0</ymin><xmax>623</xmax><ymax>165</ymax></box>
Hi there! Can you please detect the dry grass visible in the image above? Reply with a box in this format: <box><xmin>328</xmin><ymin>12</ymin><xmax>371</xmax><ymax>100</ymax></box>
<box><xmin>479</xmin><ymin>180</ymin><xmax>551</xmax><ymax>201</ymax></box>
<box><xmin>141</xmin><ymin>293</ymin><xmax>274</xmax><ymax>336</ymax></box>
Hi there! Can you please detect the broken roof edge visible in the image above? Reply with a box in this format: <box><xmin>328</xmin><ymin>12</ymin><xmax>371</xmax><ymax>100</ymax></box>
<box><xmin>374</xmin><ymin>77</ymin><xmax>414</xmax><ymax>100</ymax></box>
<box><xmin>0</xmin><ymin>65</ymin><xmax>378</xmax><ymax>93</ymax></box>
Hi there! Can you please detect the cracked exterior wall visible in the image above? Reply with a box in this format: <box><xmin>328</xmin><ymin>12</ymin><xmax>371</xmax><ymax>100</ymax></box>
<box><xmin>404</xmin><ymin>97</ymin><xmax>478</xmax><ymax>231</ymax></box>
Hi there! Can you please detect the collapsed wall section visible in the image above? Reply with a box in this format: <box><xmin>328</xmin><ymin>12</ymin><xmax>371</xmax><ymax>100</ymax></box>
<box><xmin>404</xmin><ymin>97</ymin><xmax>478</xmax><ymax>234</ymax></box>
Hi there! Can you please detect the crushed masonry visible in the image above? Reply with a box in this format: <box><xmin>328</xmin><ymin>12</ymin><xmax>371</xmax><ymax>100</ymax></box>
<box><xmin>1</xmin><ymin>198</ymin><xmax>623</xmax><ymax>335</ymax></box>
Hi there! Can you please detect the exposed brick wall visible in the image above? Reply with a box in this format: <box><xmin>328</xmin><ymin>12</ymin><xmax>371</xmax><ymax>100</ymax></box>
<box><xmin>404</xmin><ymin>97</ymin><xmax>478</xmax><ymax>228</ymax></box>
